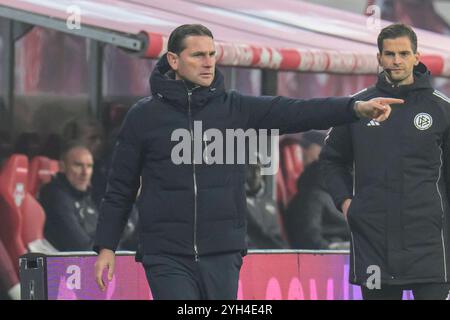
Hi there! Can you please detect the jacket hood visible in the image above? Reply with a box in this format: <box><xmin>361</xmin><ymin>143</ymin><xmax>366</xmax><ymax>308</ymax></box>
<box><xmin>376</xmin><ymin>62</ymin><xmax>433</xmax><ymax>96</ymax></box>
<box><xmin>149</xmin><ymin>53</ymin><xmax>226</xmax><ymax>112</ymax></box>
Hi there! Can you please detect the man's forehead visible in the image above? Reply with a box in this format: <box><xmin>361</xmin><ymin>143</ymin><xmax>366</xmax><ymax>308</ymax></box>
<box><xmin>382</xmin><ymin>37</ymin><xmax>414</xmax><ymax>51</ymax></box>
<box><xmin>183</xmin><ymin>35</ymin><xmax>215</xmax><ymax>51</ymax></box>
<box><xmin>66</xmin><ymin>148</ymin><xmax>93</xmax><ymax>161</ymax></box>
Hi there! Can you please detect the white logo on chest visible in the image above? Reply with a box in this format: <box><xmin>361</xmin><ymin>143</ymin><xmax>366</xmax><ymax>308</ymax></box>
<box><xmin>366</xmin><ymin>120</ymin><xmax>380</xmax><ymax>127</ymax></box>
<box><xmin>414</xmin><ymin>113</ymin><xmax>432</xmax><ymax>130</ymax></box>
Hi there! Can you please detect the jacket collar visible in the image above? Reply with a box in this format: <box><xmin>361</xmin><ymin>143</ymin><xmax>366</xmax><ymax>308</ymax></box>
<box><xmin>149</xmin><ymin>53</ymin><xmax>225</xmax><ymax>112</ymax></box>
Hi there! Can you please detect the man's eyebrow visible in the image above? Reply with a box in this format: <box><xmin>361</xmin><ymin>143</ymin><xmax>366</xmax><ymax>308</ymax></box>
<box><xmin>192</xmin><ymin>50</ymin><xmax>216</xmax><ymax>55</ymax></box>
<box><xmin>73</xmin><ymin>161</ymin><xmax>93</xmax><ymax>166</ymax></box>
<box><xmin>384</xmin><ymin>50</ymin><xmax>412</xmax><ymax>54</ymax></box>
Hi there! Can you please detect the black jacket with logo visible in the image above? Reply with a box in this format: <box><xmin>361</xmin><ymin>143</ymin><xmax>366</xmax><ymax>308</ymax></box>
<box><xmin>94</xmin><ymin>54</ymin><xmax>360</xmax><ymax>260</ymax></box>
<box><xmin>321</xmin><ymin>63</ymin><xmax>450</xmax><ymax>286</ymax></box>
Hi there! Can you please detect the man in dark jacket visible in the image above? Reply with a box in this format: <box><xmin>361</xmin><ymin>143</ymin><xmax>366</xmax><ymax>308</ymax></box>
<box><xmin>39</xmin><ymin>143</ymin><xmax>98</xmax><ymax>251</ymax></box>
<box><xmin>93</xmin><ymin>24</ymin><xmax>401</xmax><ymax>300</ymax></box>
<box><xmin>40</xmin><ymin>143</ymin><xmax>138</xmax><ymax>251</ymax></box>
<box><xmin>321</xmin><ymin>23</ymin><xmax>450</xmax><ymax>299</ymax></box>
<box><xmin>245</xmin><ymin>159</ymin><xmax>288</xmax><ymax>249</ymax></box>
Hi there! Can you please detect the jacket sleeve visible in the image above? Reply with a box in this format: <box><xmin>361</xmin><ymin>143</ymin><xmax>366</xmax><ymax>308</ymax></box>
<box><xmin>93</xmin><ymin>104</ymin><xmax>144</xmax><ymax>253</ymax></box>
<box><xmin>319</xmin><ymin>125</ymin><xmax>354</xmax><ymax>211</ymax></box>
<box><xmin>238</xmin><ymin>93</ymin><xmax>358</xmax><ymax>134</ymax></box>
<box><xmin>443</xmin><ymin>124</ymin><xmax>450</xmax><ymax>206</ymax></box>
<box><xmin>40</xmin><ymin>189</ymin><xmax>93</xmax><ymax>251</ymax></box>
<box><xmin>437</xmin><ymin>97</ymin><xmax>450</xmax><ymax>211</ymax></box>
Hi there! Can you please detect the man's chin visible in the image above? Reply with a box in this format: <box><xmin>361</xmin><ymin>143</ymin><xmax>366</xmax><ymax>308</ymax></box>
<box><xmin>194</xmin><ymin>76</ymin><xmax>214</xmax><ymax>87</ymax></box>
<box><xmin>75</xmin><ymin>185</ymin><xmax>89</xmax><ymax>192</ymax></box>
<box><xmin>198</xmin><ymin>80</ymin><xmax>213</xmax><ymax>87</ymax></box>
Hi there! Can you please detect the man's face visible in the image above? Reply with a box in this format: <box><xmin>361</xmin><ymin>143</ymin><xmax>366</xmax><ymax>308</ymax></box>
<box><xmin>377</xmin><ymin>36</ymin><xmax>420</xmax><ymax>85</ymax></box>
<box><xmin>167</xmin><ymin>35</ymin><xmax>216</xmax><ymax>87</ymax></box>
<box><xmin>61</xmin><ymin>147</ymin><xmax>94</xmax><ymax>192</ymax></box>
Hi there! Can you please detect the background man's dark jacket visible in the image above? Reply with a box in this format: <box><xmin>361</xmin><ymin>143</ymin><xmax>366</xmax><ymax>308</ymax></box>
<box><xmin>321</xmin><ymin>63</ymin><xmax>450</xmax><ymax>286</ymax></box>
<box><xmin>246</xmin><ymin>184</ymin><xmax>288</xmax><ymax>249</ymax></box>
<box><xmin>94</xmin><ymin>53</ymin><xmax>359</xmax><ymax>260</ymax></box>
<box><xmin>284</xmin><ymin>161</ymin><xmax>350</xmax><ymax>249</ymax></box>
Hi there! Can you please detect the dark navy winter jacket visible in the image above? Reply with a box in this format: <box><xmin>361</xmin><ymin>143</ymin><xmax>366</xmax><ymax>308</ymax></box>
<box><xmin>94</xmin><ymin>54</ymin><xmax>359</xmax><ymax>260</ymax></box>
<box><xmin>321</xmin><ymin>63</ymin><xmax>450</xmax><ymax>285</ymax></box>
<box><xmin>40</xmin><ymin>173</ymin><xmax>98</xmax><ymax>251</ymax></box>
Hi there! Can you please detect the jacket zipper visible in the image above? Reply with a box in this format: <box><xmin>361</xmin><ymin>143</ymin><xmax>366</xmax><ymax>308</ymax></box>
<box><xmin>187</xmin><ymin>89</ymin><xmax>200</xmax><ymax>262</ymax></box>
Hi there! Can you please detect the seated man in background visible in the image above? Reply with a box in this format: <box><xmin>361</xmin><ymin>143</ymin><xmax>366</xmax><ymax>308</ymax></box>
<box><xmin>284</xmin><ymin>131</ymin><xmax>350</xmax><ymax>250</ymax></box>
<box><xmin>39</xmin><ymin>142</ymin><xmax>138</xmax><ymax>251</ymax></box>
<box><xmin>39</xmin><ymin>143</ymin><xmax>98</xmax><ymax>251</ymax></box>
<box><xmin>245</xmin><ymin>157</ymin><xmax>288</xmax><ymax>249</ymax></box>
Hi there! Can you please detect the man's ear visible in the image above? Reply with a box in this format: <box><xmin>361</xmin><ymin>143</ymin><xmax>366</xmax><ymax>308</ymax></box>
<box><xmin>377</xmin><ymin>52</ymin><xmax>381</xmax><ymax>66</ymax></box>
<box><xmin>167</xmin><ymin>52</ymin><xmax>179</xmax><ymax>71</ymax></box>
<box><xmin>414</xmin><ymin>51</ymin><xmax>420</xmax><ymax>66</ymax></box>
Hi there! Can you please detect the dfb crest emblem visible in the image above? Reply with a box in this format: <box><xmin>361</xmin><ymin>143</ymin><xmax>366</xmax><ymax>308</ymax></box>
<box><xmin>414</xmin><ymin>113</ymin><xmax>432</xmax><ymax>130</ymax></box>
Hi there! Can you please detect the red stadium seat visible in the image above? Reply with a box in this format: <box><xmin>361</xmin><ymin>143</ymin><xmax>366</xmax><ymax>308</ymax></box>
<box><xmin>20</xmin><ymin>193</ymin><xmax>56</xmax><ymax>253</ymax></box>
<box><xmin>276</xmin><ymin>170</ymin><xmax>288</xmax><ymax>208</ymax></box>
<box><xmin>281</xmin><ymin>143</ymin><xmax>304</xmax><ymax>204</ymax></box>
<box><xmin>290</xmin><ymin>144</ymin><xmax>304</xmax><ymax>177</ymax></box>
<box><xmin>28</xmin><ymin>156</ymin><xmax>57</xmax><ymax>197</ymax></box>
<box><xmin>49</xmin><ymin>160</ymin><xmax>60</xmax><ymax>175</ymax></box>
<box><xmin>0</xmin><ymin>154</ymin><xmax>28</xmax><ymax>275</ymax></box>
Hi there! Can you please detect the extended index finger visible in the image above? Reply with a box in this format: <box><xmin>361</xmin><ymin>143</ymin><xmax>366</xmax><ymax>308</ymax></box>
<box><xmin>375</xmin><ymin>98</ymin><xmax>404</xmax><ymax>105</ymax></box>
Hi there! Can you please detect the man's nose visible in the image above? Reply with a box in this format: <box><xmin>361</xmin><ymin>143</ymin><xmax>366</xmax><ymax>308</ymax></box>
<box><xmin>81</xmin><ymin>166</ymin><xmax>89</xmax><ymax>176</ymax></box>
<box><xmin>203</xmin><ymin>56</ymin><xmax>214</xmax><ymax>67</ymax></box>
<box><xmin>393</xmin><ymin>54</ymin><xmax>402</xmax><ymax>64</ymax></box>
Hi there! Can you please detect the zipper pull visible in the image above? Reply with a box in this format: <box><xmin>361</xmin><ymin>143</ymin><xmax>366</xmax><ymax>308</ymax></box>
<box><xmin>194</xmin><ymin>245</ymin><xmax>199</xmax><ymax>262</ymax></box>
<box><xmin>187</xmin><ymin>90</ymin><xmax>192</xmax><ymax>111</ymax></box>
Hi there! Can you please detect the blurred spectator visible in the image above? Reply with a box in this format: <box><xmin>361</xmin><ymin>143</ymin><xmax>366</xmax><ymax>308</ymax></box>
<box><xmin>13</xmin><ymin>132</ymin><xmax>41</xmax><ymax>159</ymax></box>
<box><xmin>61</xmin><ymin>116</ymin><xmax>104</xmax><ymax>159</ymax></box>
<box><xmin>39</xmin><ymin>143</ymin><xmax>98</xmax><ymax>251</ymax></box>
<box><xmin>299</xmin><ymin>131</ymin><xmax>326</xmax><ymax>167</ymax></box>
<box><xmin>40</xmin><ymin>133</ymin><xmax>62</xmax><ymax>160</ymax></box>
<box><xmin>0</xmin><ymin>239</ymin><xmax>20</xmax><ymax>300</ymax></box>
<box><xmin>61</xmin><ymin>116</ymin><xmax>107</xmax><ymax>208</ymax></box>
<box><xmin>284</xmin><ymin>132</ymin><xmax>350</xmax><ymax>250</ymax></box>
<box><xmin>245</xmin><ymin>159</ymin><xmax>288</xmax><ymax>249</ymax></box>
<box><xmin>39</xmin><ymin>142</ymin><xmax>137</xmax><ymax>251</ymax></box>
